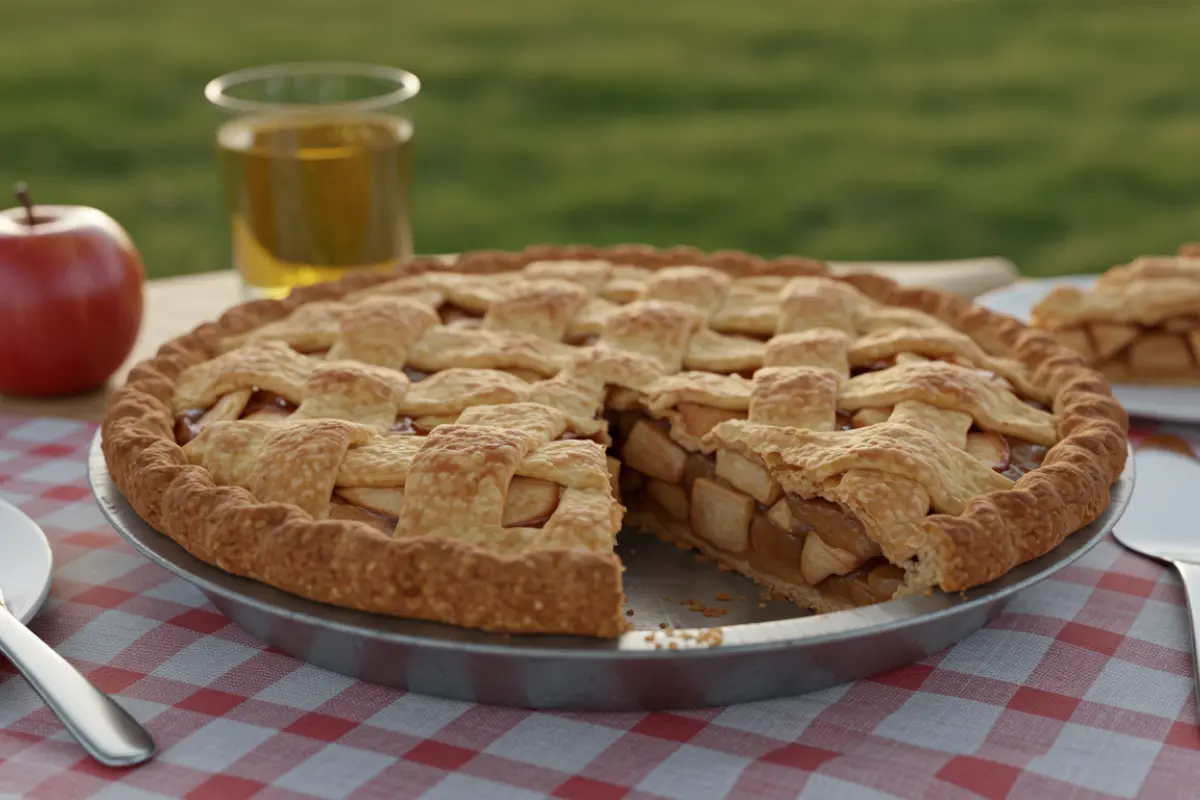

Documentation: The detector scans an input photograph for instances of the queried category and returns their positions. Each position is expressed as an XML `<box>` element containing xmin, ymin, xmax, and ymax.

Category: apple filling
<box><xmin>822</xmin><ymin>561</ymin><xmax>907</xmax><ymax>606</ymax></box>
<box><xmin>613</xmin><ymin>401</ymin><xmax>1050</xmax><ymax>609</ymax></box>
<box><xmin>645</xmin><ymin>466</ymin><xmax>900</xmax><ymax>602</ymax></box>
<box><xmin>614</xmin><ymin>412</ymin><xmax>890</xmax><ymax>598</ymax></box>
<box><xmin>964</xmin><ymin>429</ymin><xmax>1047</xmax><ymax>482</ymax></box>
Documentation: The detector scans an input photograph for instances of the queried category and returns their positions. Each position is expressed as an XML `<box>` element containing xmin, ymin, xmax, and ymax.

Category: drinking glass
<box><xmin>205</xmin><ymin>63</ymin><xmax>420</xmax><ymax>298</ymax></box>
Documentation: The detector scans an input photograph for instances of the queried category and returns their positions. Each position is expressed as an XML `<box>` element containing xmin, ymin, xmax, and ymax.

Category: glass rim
<box><xmin>204</xmin><ymin>62</ymin><xmax>420</xmax><ymax>114</ymax></box>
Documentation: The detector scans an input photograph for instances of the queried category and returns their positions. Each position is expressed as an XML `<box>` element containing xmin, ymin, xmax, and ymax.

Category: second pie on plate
<box><xmin>102</xmin><ymin>245</ymin><xmax>1128</xmax><ymax>638</ymax></box>
<box><xmin>1031</xmin><ymin>244</ymin><xmax>1200</xmax><ymax>384</ymax></box>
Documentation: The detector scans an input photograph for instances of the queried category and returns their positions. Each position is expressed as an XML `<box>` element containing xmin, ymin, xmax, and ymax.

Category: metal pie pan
<box><xmin>88</xmin><ymin>433</ymin><xmax>1134</xmax><ymax>711</ymax></box>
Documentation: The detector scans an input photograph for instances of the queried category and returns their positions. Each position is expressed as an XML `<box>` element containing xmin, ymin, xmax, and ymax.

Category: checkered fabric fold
<box><xmin>0</xmin><ymin>414</ymin><xmax>1198</xmax><ymax>800</ymax></box>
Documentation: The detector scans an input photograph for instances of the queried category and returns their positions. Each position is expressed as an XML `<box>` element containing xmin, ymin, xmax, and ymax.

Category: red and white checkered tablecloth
<box><xmin>2</xmin><ymin>413</ymin><xmax>1200</xmax><ymax>800</ymax></box>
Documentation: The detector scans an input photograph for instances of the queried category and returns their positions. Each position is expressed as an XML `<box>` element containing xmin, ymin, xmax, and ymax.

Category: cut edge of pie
<box><xmin>101</xmin><ymin>243</ymin><xmax>1129</xmax><ymax>638</ymax></box>
<box><xmin>1030</xmin><ymin>245</ymin><xmax>1200</xmax><ymax>385</ymax></box>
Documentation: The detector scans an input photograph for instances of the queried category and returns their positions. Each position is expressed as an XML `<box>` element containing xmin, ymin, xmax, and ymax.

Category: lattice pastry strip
<box><xmin>776</xmin><ymin>276</ymin><xmax>865</xmax><ymax>335</ymax></box>
<box><xmin>681</xmin><ymin>329</ymin><xmax>766</xmax><ymax>373</ymax></box>
<box><xmin>762</xmin><ymin>329</ymin><xmax>853</xmax><ymax>375</ymax></box>
<box><xmin>522</xmin><ymin>259</ymin><xmax>614</xmax><ymax>295</ymax></box>
<box><xmin>482</xmin><ymin>279</ymin><xmax>590</xmax><ymax>341</ymax></box>
<box><xmin>639</xmin><ymin>266</ymin><xmax>731</xmax><ymax>315</ymax></box>
<box><xmin>599</xmin><ymin>300</ymin><xmax>707</xmax><ymax>373</ymax></box>
<box><xmin>327</xmin><ymin>297</ymin><xmax>440</xmax><ymax>369</ymax></box>
<box><xmin>836</xmin><ymin>362</ymin><xmax>1055</xmax><ymax>446</ymax></box>
<box><xmin>174</xmin><ymin>341</ymin><xmax>318</xmax><ymax>414</ymax></box>
<box><xmin>708</xmin><ymin>278</ymin><xmax>790</xmax><ymax>335</ymax></box>
<box><xmin>748</xmin><ymin>369</ymin><xmax>841</xmax><ymax>431</ymax></box>
<box><xmin>404</xmin><ymin>326</ymin><xmax>577</xmax><ymax>377</ymax></box>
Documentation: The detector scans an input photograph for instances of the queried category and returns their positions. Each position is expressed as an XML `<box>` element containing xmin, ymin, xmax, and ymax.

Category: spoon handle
<box><xmin>1174</xmin><ymin>561</ymin><xmax>1200</xmax><ymax>718</ymax></box>
<box><xmin>0</xmin><ymin>603</ymin><xmax>155</xmax><ymax>767</ymax></box>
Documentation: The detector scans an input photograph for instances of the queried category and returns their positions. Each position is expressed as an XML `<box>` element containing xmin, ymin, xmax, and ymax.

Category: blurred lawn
<box><xmin>3</xmin><ymin>0</ymin><xmax>1200</xmax><ymax>279</ymax></box>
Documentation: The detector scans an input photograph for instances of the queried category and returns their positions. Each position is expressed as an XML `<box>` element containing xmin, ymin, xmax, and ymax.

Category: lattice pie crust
<box><xmin>102</xmin><ymin>245</ymin><xmax>1127</xmax><ymax>637</ymax></box>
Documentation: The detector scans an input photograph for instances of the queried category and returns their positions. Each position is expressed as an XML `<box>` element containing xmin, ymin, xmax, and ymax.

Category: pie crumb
<box><xmin>641</xmin><ymin>623</ymin><xmax>724</xmax><ymax>649</ymax></box>
<box><xmin>715</xmin><ymin>592</ymin><xmax>732</xmax><ymax>601</ymax></box>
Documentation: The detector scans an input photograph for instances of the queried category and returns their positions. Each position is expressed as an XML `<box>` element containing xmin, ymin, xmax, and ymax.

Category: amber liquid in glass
<box><xmin>218</xmin><ymin>113</ymin><xmax>413</xmax><ymax>298</ymax></box>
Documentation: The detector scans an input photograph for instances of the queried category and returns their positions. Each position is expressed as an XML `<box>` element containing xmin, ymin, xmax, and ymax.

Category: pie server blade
<box><xmin>1111</xmin><ymin>446</ymin><xmax>1200</xmax><ymax>718</ymax></box>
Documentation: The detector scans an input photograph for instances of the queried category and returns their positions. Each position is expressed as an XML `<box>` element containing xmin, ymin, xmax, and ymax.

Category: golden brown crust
<box><xmin>102</xmin><ymin>244</ymin><xmax>1127</xmax><ymax>635</ymax></box>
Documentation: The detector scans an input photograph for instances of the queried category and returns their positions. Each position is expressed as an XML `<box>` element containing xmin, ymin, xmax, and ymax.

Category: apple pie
<box><xmin>102</xmin><ymin>245</ymin><xmax>1127</xmax><ymax>637</ymax></box>
<box><xmin>1031</xmin><ymin>246</ymin><xmax>1200</xmax><ymax>384</ymax></box>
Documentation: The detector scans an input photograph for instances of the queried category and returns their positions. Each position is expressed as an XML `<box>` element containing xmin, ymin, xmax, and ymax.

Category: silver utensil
<box><xmin>1111</xmin><ymin>445</ymin><xmax>1200</xmax><ymax>713</ymax></box>
<box><xmin>0</xmin><ymin>586</ymin><xmax>155</xmax><ymax>767</ymax></box>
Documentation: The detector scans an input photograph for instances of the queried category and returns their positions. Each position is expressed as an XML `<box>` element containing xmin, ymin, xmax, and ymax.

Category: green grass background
<box><xmin>3</xmin><ymin>0</ymin><xmax>1199</xmax><ymax>279</ymax></box>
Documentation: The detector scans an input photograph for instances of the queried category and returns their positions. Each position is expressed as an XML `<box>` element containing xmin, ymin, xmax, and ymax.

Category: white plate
<box><xmin>978</xmin><ymin>276</ymin><xmax>1200</xmax><ymax>423</ymax></box>
<box><xmin>0</xmin><ymin>498</ymin><xmax>53</xmax><ymax>624</ymax></box>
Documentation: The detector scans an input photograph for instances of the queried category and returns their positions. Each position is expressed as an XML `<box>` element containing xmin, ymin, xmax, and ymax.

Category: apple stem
<box><xmin>13</xmin><ymin>183</ymin><xmax>37</xmax><ymax>227</ymax></box>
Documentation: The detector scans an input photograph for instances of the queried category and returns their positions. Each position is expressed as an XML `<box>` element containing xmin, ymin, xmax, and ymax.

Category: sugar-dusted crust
<box><xmin>102</xmin><ymin>244</ymin><xmax>1128</xmax><ymax>636</ymax></box>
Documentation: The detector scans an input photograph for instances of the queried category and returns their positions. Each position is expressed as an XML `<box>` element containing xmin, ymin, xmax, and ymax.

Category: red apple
<box><xmin>0</xmin><ymin>184</ymin><xmax>144</xmax><ymax>397</ymax></box>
